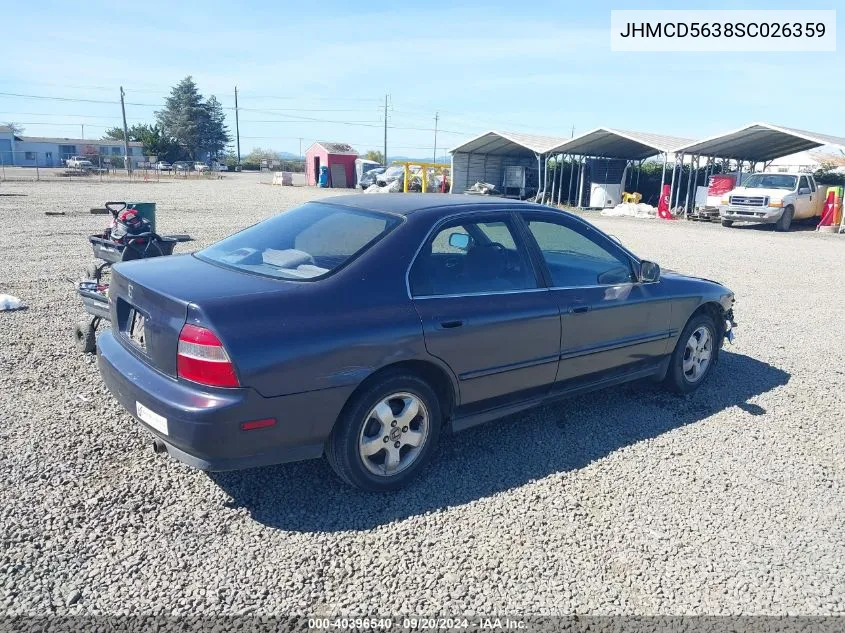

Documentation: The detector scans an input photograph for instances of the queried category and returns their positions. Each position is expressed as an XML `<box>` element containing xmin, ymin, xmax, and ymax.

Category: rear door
<box><xmin>409</xmin><ymin>212</ymin><xmax>560</xmax><ymax>409</ymax></box>
<box><xmin>519</xmin><ymin>211</ymin><xmax>673</xmax><ymax>384</ymax></box>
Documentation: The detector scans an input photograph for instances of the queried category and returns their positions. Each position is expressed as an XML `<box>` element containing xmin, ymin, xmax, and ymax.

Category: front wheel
<box><xmin>775</xmin><ymin>205</ymin><xmax>794</xmax><ymax>232</ymax></box>
<box><xmin>721</xmin><ymin>219</ymin><xmax>734</xmax><ymax>227</ymax></box>
<box><xmin>665</xmin><ymin>313</ymin><xmax>718</xmax><ymax>393</ymax></box>
<box><xmin>326</xmin><ymin>372</ymin><xmax>441</xmax><ymax>491</ymax></box>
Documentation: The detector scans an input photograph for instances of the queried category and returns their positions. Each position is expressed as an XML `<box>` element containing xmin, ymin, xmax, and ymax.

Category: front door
<box><xmin>793</xmin><ymin>175</ymin><xmax>812</xmax><ymax>219</ymax></box>
<box><xmin>409</xmin><ymin>213</ymin><xmax>560</xmax><ymax>410</ymax></box>
<box><xmin>520</xmin><ymin>212</ymin><xmax>673</xmax><ymax>385</ymax></box>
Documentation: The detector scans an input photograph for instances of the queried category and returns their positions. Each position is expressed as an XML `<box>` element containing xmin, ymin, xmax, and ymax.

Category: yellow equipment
<box><xmin>622</xmin><ymin>191</ymin><xmax>642</xmax><ymax>204</ymax></box>
<box><xmin>392</xmin><ymin>161</ymin><xmax>450</xmax><ymax>193</ymax></box>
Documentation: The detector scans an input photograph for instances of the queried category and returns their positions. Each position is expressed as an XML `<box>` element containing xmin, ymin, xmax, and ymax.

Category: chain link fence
<box><xmin>0</xmin><ymin>151</ymin><xmax>230</xmax><ymax>183</ymax></box>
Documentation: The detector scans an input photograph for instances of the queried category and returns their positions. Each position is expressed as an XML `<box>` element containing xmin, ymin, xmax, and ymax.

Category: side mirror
<box><xmin>798</xmin><ymin>187</ymin><xmax>810</xmax><ymax>195</ymax></box>
<box><xmin>448</xmin><ymin>232</ymin><xmax>471</xmax><ymax>250</ymax></box>
<box><xmin>640</xmin><ymin>260</ymin><xmax>660</xmax><ymax>283</ymax></box>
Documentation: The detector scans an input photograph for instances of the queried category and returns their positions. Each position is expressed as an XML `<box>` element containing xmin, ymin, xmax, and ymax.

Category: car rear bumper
<box><xmin>97</xmin><ymin>331</ymin><xmax>354</xmax><ymax>471</ymax></box>
<box><xmin>719</xmin><ymin>205</ymin><xmax>783</xmax><ymax>223</ymax></box>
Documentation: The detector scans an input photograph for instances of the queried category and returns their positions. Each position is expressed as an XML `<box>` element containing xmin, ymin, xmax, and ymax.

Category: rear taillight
<box><xmin>177</xmin><ymin>324</ymin><xmax>239</xmax><ymax>388</ymax></box>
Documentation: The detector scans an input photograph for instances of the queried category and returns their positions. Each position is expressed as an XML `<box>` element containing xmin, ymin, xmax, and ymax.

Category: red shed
<box><xmin>304</xmin><ymin>141</ymin><xmax>358</xmax><ymax>187</ymax></box>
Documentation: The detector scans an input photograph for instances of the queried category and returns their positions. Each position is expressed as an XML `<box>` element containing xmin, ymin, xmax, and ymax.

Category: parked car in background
<box><xmin>376</xmin><ymin>165</ymin><xmax>405</xmax><ymax>186</ymax></box>
<box><xmin>97</xmin><ymin>196</ymin><xmax>736</xmax><ymax>491</ymax></box>
<box><xmin>213</xmin><ymin>162</ymin><xmax>228</xmax><ymax>172</ymax></box>
<box><xmin>172</xmin><ymin>161</ymin><xmax>192</xmax><ymax>172</ymax></box>
<box><xmin>194</xmin><ymin>163</ymin><xmax>209</xmax><ymax>172</ymax></box>
<box><xmin>155</xmin><ymin>161</ymin><xmax>172</xmax><ymax>171</ymax></box>
<box><xmin>66</xmin><ymin>156</ymin><xmax>94</xmax><ymax>169</ymax></box>
<box><xmin>719</xmin><ymin>172</ymin><xmax>826</xmax><ymax>231</ymax></box>
<box><xmin>358</xmin><ymin>167</ymin><xmax>386</xmax><ymax>189</ymax></box>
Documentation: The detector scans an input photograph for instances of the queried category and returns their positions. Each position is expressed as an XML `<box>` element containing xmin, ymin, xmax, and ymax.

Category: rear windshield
<box><xmin>197</xmin><ymin>202</ymin><xmax>401</xmax><ymax>280</ymax></box>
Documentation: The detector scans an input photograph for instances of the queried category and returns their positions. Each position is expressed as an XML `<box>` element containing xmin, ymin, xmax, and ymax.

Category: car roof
<box><xmin>318</xmin><ymin>193</ymin><xmax>551</xmax><ymax>218</ymax></box>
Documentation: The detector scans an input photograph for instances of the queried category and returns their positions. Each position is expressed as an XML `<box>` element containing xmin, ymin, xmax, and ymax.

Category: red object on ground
<box><xmin>818</xmin><ymin>189</ymin><xmax>836</xmax><ymax>226</ymax></box>
<box><xmin>657</xmin><ymin>184</ymin><xmax>674</xmax><ymax>219</ymax></box>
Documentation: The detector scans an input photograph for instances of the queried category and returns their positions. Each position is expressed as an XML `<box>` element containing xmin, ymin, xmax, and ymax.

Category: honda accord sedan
<box><xmin>98</xmin><ymin>195</ymin><xmax>736</xmax><ymax>491</ymax></box>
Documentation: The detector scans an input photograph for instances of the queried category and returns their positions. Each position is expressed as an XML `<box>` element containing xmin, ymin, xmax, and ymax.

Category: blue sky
<box><xmin>0</xmin><ymin>0</ymin><xmax>841</xmax><ymax>158</ymax></box>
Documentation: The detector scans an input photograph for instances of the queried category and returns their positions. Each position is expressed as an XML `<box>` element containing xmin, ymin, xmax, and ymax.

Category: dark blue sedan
<box><xmin>98</xmin><ymin>195</ymin><xmax>736</xmax><ymax>491</ymax></box>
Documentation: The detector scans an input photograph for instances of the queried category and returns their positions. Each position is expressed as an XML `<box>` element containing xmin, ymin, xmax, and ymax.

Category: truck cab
<box><xmin>719</xmin><ymin>172</ymin><xmax>824</xmax><ymax>231</ymax></box>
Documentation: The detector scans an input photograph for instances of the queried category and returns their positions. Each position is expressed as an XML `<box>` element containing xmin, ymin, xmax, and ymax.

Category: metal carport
<box><xmin>670</xmin><ymin>122</ymin><xmax>845</xmax><ymax>217</ymax></box>
<box><xmin>547</xmin><ymin>128</ymin><xmax>692</xmax><ymax>208</ymax></box>
<box><xmin>449</xmin><ymin>131</ymin><xmax>569</xmax><ymax>196</ymax></box>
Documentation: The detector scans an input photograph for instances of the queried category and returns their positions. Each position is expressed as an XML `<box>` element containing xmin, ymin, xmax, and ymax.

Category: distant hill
<box><xmin>388</xmin><ymin>155</ymin><xmax>452</xmax><ymax>165</ymax></box>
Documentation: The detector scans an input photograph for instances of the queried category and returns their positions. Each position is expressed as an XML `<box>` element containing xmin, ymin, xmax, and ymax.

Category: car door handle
<box><xmin>570</xmin><ymin>305</ymin><xmax>591</xmax><ymax>314</ymax></box>
<box><xmin>438</xmin><ymin>319</ymin><xmax>464</xmax><ymax>329</ymax></box>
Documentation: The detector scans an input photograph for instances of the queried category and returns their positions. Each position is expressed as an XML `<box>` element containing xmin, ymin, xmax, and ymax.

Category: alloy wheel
<box><xmin>358</xmin><ymin>392</ymin><xmax>429</xmax><ymax>477</ymax></box>
<box><xmin>682</xmin><ymin>325</ymin><xmax>713</xmax><ymax>383</ymax></box>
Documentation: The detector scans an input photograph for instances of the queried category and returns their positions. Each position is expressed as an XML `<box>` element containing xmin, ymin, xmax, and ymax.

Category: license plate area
<box><xmin>125</xmin><ymin>308</ymin><xmax>148</xmax><ymax>351</ymax></box>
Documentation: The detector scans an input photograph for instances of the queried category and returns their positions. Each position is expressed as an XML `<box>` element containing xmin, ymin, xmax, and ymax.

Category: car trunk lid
<box><xmin>109</xmin><ymin>253</ymin><xmax>286</xmax><ymax>377</ymax></box>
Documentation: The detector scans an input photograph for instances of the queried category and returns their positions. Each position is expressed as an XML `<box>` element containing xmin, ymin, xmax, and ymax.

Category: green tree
<box><xmin>155</xmin><ymin>76</ymin><xmax>207</xmax><ymax>160</ymax></box>
<box><xmin>154</xmin><ymin>77</ymin><xmax>230</xmax><ymax>161</ymax></box>
<box><xmin>201</xmin><ymin>95</ymin><xmax>230</xmax><ymax>160</ymax></box>
<box><xmin>813</xmin><ymin>162</ymin><xmax>845</xmax><ymax>187</ymax></box>
<box><xmin>365</xmin><ymin>150</ymin><xmax>385</xmax><ymax>164</ymax></box>
<box><xmin>103</xmin><ymin>124</ymin><xmax>181</xmax><ymax>162</ymax></box>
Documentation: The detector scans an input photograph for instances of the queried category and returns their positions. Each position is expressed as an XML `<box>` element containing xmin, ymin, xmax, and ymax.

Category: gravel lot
<box><xmin>1</xmin><ymin>173</ymin><xmax>843</xmax><ymax>618</ymax></box>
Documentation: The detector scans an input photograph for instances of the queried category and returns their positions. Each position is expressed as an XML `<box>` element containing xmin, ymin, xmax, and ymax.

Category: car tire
<box><xmin>326</xmin><ymin>372</ymin><xmax>441</xmax><ymax>491</ymax></box>
<box><xmin>721</xmin><ymin>219</ymin><xmax>734</xmax><ymax>227</ymax></box>
<box><xmin>74</xmin><ymin>319</ymin><xmax>97</xmax><ymax>354</ymax></box>
<box><xmin>665</xmin><ymin>313</ymin><xmax>718</xmax><ymax>394</ymax></box>
<box><xmin>775</xmin><ymin>205</ymin><xmax>794</xmax><ymax>232</ymax></box>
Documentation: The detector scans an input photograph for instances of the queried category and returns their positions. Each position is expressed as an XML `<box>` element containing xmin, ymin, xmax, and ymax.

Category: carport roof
<box><xmin>548</xmin><ymin>127</ymin><xmax>693</xmax><ymax>160</ymax></box>
<box><xmin>674</xmin><ymin>122</ymin><xmax>845</xmax><ymax>162</ymax></box>
<box><xmin>450</xmin><ymin>131</ymin><xmax>570</xmax><ymax>157</ymax></box>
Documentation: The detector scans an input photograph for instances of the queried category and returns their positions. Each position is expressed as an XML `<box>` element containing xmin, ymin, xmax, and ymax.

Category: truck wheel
<box><xmin>721</xmin><ymin>219</ymin><xmax>734</xmax><ymax>227</ymax></box>
<box><xmin>775</xmin><ymin>205</ymin><xmax>794</xmax><ymax>232</ymax></box>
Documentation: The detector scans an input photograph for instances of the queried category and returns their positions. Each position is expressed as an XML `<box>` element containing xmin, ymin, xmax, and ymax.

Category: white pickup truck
<box><xmin>65</xmin><ymin>156</ymin><xmax>94</xmax><ymax>169</ymax></box>
<box><xmin>719</xmin><ymin>172</ymin><xmax>825</xmax><ymax>231</ymax></box>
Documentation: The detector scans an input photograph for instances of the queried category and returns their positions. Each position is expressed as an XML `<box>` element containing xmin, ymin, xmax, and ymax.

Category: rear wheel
<box><xmin>775</xmin><ymin>205</ymin><xmax>794</xmax><ymax>232</ymax></box>
<box><xmin>326</xmin><ymin>372</ymin><xmax>441</xmax><ymax>491</ymax></box>
<box><xmin>721</xmin><ymin>219</ymin><xmax>734</xmax><ymax>227</ymax></box>
<box><xmin>665</xmin><ymin>313</ymin><xmax>717</xmax><ymax>393</ymax></box>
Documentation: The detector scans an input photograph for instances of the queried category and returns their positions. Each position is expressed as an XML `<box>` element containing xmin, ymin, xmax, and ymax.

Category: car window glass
<box><xmin>198</xmin><ymin>203</ymin><xmax>399</xmax><ymax>280</ymax></box>
<box><xmin>410</xmin><ymin>219</ymin><xmax>537</xmax><ymax>297</ymax></box>
<box><xmin>526</xmin><ymin>219</ymin><xmax>634</xmax><ymax>287</ymax></box>
<box><xmin>809</xmin><ymin>178</ymin><xmax>816</xmax><ymax>192</ymax></box>
<box><xmin>798</xmin><ymin>176</ymin><xmax>809</xmax><ymax>191</ymax></box>
<box><xmin>476</xmin><ymin>222</ymin><xmax>516</xmax><ymax>249</ymax></box>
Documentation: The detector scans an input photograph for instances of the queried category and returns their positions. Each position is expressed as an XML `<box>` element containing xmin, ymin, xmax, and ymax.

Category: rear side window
<box><xmin>409</xmin><ymin>217</ymin><xmax>537</xmax><ymax>297</ymax></box>
<box><xmin>197</xmin><ymin>202</ymin><xmax>400</xmax><ymax>280</ymax></box>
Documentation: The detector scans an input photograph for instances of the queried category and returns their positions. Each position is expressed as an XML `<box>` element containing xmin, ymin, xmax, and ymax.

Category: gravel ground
<box><xmin>1</xmin><ymin>173</ymin><xmax>843</xmax><ymax>618</ymax></box>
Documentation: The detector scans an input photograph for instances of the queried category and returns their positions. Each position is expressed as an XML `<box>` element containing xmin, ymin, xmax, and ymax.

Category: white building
<box><xmin>0</xmin><ymin>126</ymin><xmax>144</xmax><ymax>168</ymax></box>
<box><xmin>766</xmin><ymin>149</ymin><xmax>845</xmax><ymax>173</ymax></box>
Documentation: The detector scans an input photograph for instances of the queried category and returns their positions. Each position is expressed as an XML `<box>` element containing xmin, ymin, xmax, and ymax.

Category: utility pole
<box><xmin>81</xmin><ymin>124</ymin><xmax>84</xmax><ymax>140</ymax></box>
<box><xmin>234</xmin><ymin>86</ymin><xmax>241</xmax><ymax>167</ymax></box>
<box><xmin>383</xmin><ymin>94</ymin><xmax>388</xmax><ymax>166</ymax></box>
<box><xmin>433</xmin><ymin>112</ymin><xmax>439</xmax><ymax>163</ymax></box>
<box><xmin>571</xmin><ymin>124</ymin><xmax>575</xmax><ymax>138</ymax></box>
<box><xmin>120</xmin><ymin>86</ymin><xmax>131</xmax><ymax>175</ymax></box>
<box><xmin>298</xmin><ymin>138</ymin><xmax>303</xmax><ymax>159</ymax></box>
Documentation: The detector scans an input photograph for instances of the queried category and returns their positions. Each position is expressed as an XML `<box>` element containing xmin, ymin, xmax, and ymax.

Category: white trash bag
<box><xmin>0</xmin><ymin>294</ymin><xmax>26</xmax><ymax>311</ymax></box>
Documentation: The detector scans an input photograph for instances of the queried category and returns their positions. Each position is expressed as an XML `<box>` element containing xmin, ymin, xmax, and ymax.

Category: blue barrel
<box><xmin>318</xmin><ymin>166</ymin><xmax>329</xmax><ymax>188</ymax></box>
